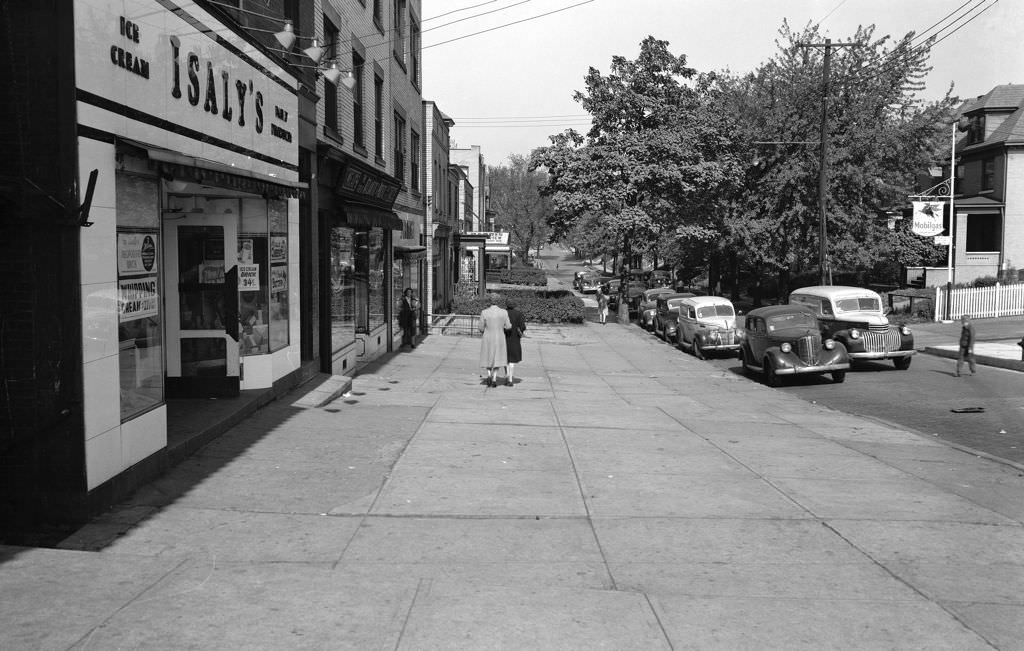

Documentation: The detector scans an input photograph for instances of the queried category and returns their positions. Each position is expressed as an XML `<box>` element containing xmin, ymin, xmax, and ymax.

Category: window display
<box><xmin>356</xmin><ymin>228</ymin><xmax>385</xmax><ymax>333</ymax></box>
<box><xmin>115</xmin><ymin>171</ymin><xmax>164</xmax><ymax>421</ymax></box>
<box><xmin>330</xmin><ymin>226</ymin><xmax>356</xmax><ymax>353</ymax></box>
<box><xmin>268</xmin><ymin>200</ymin><xmax>289</xmax><ymax>351</ymax></box>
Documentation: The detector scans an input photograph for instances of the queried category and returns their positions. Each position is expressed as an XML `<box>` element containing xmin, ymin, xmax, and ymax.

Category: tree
<box><xmin>531</xmin><ymin>37</ymin><xmax>743</xmax><ymax>285</ymax></box>
<box><xmin>488</xmin><ymin>154</ymin><xmax>552</xmax><ymax>262</ymax></box>
<box><xmin>717</xmin><ymin>21</ymin><xmax>954</xmax><ymax>295</ymax></box>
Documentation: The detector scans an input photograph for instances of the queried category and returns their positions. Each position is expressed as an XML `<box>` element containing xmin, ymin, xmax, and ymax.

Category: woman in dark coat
<box><xmin>504</xmin><ymin>299</ymin><xmax>526</xmax><ymax>387</ymax></box>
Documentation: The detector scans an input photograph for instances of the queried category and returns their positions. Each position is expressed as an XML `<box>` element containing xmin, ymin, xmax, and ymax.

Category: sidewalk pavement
<box><xmin>913</xmin><ymin>315</ymin><xmax>1024</xmax><ymax>372</ymax></box>
<box><xmin>3</xmin><ymin>321</ymin><xmax>1024</xmax><ymax>649</ymax></box>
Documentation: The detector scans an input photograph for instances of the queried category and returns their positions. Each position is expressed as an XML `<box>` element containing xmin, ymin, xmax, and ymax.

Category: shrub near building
<box><xmin>454</xmin><ymin>290</ymin><xmax>585</xmax><ymax>323</ymax></box>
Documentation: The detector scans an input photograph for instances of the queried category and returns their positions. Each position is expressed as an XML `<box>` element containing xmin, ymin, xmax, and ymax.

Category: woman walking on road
<box><xmin>504</xmin><ymin>299</ymin><xmax>527</xmax><ymax>387</ymax></box>
<box><xmin>479</xmin><ymin>294</ymin><xmax>511</xmax><ymax>388</ymax></box>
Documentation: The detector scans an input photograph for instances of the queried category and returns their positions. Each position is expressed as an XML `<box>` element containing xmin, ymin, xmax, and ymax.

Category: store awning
<box><xmin>119</xmin><ymin>138</ymin><xmax>307</xmax><ymax>198</ymax></box>
<box><xmin>394</xmin><ymin>245</ymin><xmax>427</xmax><ymax>261</ymax></box>
<box><xmin>343</xmin><ymin>203</ymin><xmax>404</xmax><ymax>230</ymax></box>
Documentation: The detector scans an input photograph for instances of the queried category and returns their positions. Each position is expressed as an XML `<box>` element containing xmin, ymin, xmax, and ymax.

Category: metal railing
<box><xmin>425</xmin><ymin>313</ymin><xmax>482</xmax><ymax>337</ymax></box>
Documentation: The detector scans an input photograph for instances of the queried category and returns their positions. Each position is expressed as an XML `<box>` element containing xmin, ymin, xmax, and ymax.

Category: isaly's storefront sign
<box><xmin>75</xmin><ymin>0</ymin><xmax>299</xmax><ymax>174</ymax></box>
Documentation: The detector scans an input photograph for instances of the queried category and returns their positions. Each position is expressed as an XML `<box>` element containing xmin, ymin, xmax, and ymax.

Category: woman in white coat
<box><xmin>478</xmin><ymin>294</ymin><xmax>512</xmax><ymax>388</ymax></box>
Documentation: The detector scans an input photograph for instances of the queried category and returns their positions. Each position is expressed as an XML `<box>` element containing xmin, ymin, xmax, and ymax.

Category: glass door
<box><xmin>163</xmin><ymin>213</ymin><xmax>240</xmax><ymax>398</ymax></box>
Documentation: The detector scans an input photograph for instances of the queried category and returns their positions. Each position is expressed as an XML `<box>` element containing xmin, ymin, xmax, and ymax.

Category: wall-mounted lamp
<box><xmin>274</xmin><ymin>20</ymin><xmax>296</xmax><ymax>49</ymax></box>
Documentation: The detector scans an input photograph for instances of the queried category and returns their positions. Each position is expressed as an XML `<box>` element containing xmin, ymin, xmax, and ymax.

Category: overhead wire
<box><xmin>423</xmin><ymin>0</ymin><xmax>596</xmax><ymax>50</ymax></box>
<box><xmin>839</xmin><ymin>0</ymin><xmax>997</xmax><ymax>88</ymax></box>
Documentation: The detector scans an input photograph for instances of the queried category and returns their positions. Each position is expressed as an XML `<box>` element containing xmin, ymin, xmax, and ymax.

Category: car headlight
<box><xmin>735</xmin><ymin>329</ymin><xmax>745</xmax><ymax>339</ymax></box>
<box><xmin>780</xmin><ymin>342</ymin><xmax>792</xmax><ymax>353</ymax></box>
<box><xmin>900</xmin><ymin>325</ymin><xmax>911</xmax><ymax>336</ymax></box>
<box><xmin>849</xmin><ymin>329</ymin><xmax>861</xmax><ymax>339</ymax></box>
<box><xmin>824</xmin><ymin>339</ymin><xmax>835</xmax><ymax>350</ymax></box>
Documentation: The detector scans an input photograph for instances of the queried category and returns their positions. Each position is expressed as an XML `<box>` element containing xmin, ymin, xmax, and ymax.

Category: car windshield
<box><xmin>696</xmin><ymin>304</ymin><xmax>734</xmax><ymax>318</ymax></box>
<box><xmin>766</xmin><ymin>312</ymin><xmax>817</xmax><ymax>331</ymax></box>
<box><xmin>835</xmin><ymin>296</ymin><xmax>881</xmax><ymax>312</ymax></box>
<box><xmin>666</xmin><ymin>299</ymin><xmax>687</xmax><ymax>310</ymax></box>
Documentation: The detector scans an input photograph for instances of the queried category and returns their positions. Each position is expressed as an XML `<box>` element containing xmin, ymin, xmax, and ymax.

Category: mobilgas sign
<box><xmin>75</xmin><ymin>1</ymin><xmax>298</xmax><ymax>174</ymax></box>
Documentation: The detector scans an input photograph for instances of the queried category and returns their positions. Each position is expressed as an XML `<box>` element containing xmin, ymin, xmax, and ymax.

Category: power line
<box><xmin>423</xmin><ymin>0</ymin><xmax>535</xmax><ymax>34</ymax></box>
<box><xmin>454</xmin><ymin>113</ymin><xmax>589</xmax><ymax>120</ymax></box>
<box><xmin>841</xmin><ymin>0</ymin><xmax>996</xmax><ymax>87</ymax></box>
<box><xmin>423</xmin><ymin>0</ymin><xmax>499</xmax><ymax>23</ymax></box>
<box><xmin>423</xmin><ymin>0</ymin><xmax>596</xmax><ymax>50</ymax></box>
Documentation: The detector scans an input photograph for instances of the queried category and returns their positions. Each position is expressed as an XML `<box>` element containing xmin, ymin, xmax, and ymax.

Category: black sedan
<box><xmin>740</xmin><ymin>305</ymin><xmax>850</xmax><ymax>386</ymax></box>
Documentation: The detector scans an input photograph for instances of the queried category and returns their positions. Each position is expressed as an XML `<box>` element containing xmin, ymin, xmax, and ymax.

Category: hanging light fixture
<box><xmin>322</xmin><ymin>61</ymin><xmax>342</xmax><ymax>85</ymax></box>
<box><xmin>274</xmin><ymin>19</ymin><xmax>296</xmax><ymax>50</ymax></box>
<box><xmin>340</xmin><ymin>69</ymin><xmax>356</xmax><ymax>90</ymax></box>
<box><xmin>303</xmin><ymin>38</ymin><xmax>325</xmax><ymax>64</ymax></box>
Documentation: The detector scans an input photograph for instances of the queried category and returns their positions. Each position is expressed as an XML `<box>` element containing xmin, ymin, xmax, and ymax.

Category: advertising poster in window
<box><xmin>118</xmin><ymin>233</ymin><xmax>158</xmax><ymax>276</ymax></box>
<box><xmin>118</xmin><ymin>276</ymin><xmax>159</xmax><ymax>322</ymax></box>
<box><xmin>271</xmin><ymin>265</ymin><xmax>288</xmax><ymax>293</ymax></box>
<box><xmin>270</xmin><ymin>236</ymin><xmax>287</xmax><ymax>263</ymax></box>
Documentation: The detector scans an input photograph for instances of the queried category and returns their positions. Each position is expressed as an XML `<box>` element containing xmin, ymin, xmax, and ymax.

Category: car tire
<box><xmin>832</xmin><ymin>371</ymin><xmax>846</xmax><ymax>383</ymax></box>
<box><xmin>763</xmin><ymin>358</ymin><xmax>782</xmax><ymax>387</ymax></box>
<box><xmin>893</xmin><ymin>357</ymin><xmax>912</xmax><ymax>370</ymax></box>
<box><xmin>741</xmin><ymin>347</ymin><xmax>755</xmax><ymax>376</ymax></box>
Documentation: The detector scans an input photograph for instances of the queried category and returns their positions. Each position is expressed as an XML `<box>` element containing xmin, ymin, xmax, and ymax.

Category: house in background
<box><xmin>949</xmin><ymin>84</ymin><xmax>1024</xmax><ymax>284</ymax></box>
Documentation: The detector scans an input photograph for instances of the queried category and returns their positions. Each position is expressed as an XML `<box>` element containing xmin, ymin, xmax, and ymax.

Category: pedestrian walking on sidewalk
<box><xmin>399</xmin><ymin>287</ymin><xmax>419</xmax><ymax>350</ymax></box>
<box><xmin>504</xmin><ymin>299</ymin><xmax>527</xmax><ymax>387</ymax></box>
<box><xmin>479</xmin><ymin>294</ymin><xmax>511</xmax><ymax>387</ymax></box>
<box><xmin>956</xmin><ymin>313</ymin><xmax>976</xmax><ymax>376</ymax></box>
<box><xmin>596</xmin><ymin>288</ymin><xmax>609</xmax><ymax>324</ymax></box>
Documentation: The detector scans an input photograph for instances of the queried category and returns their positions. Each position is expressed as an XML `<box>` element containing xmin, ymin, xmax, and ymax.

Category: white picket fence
<box><xmin>934</xmin><ymin>282</ymin><xmax>1024</xmax><ymax>320</ymax></box>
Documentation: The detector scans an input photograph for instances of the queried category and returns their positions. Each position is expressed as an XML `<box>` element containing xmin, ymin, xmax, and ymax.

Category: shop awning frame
<box><xmin>394</xmin><ymin>245</ymin><xmax>427</xmax><ymax>261</ymax></box>
<box><xmin>119</xmin><ymin>138</ymin><xmax>307</xmax><ymax>198</ymax></box>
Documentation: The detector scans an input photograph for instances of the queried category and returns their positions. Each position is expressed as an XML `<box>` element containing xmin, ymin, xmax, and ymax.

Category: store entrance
<box><xmin>162</xmin><ymin>212</ymin><xmax>241</xmax><ymax>398</ymax></box>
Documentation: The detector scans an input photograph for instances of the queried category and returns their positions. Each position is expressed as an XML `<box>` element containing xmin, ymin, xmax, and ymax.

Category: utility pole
<box><xmin>800</xmin><ymin>39</ymin><xmax>858</xmax><ymax>286</ymax></box>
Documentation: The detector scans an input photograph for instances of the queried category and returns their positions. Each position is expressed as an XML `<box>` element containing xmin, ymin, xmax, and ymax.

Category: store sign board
<box><xmin>464</xmin><ymin>231</ymin><xmax>510</xmax><ymax>245</ymax></box>
<box><xmin>118</xmin><ymin>233</ymin><xmax>158</xmax><ymax>275</ymax></box>
<box><xmin>74</xmin><ymin>0</ymin><xmax>299</xmax><ymax>173</ymax></box>
<box><xmin>911</xmin><ymin>201</ymin><xmax>945</xmax><ymax>237</ymax></box>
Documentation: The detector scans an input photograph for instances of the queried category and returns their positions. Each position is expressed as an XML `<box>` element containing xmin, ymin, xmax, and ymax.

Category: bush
<box><xmin>453</xmin><ymin>289</ymin><xmax>585</xmax><ymax>323</ymax></box>
<box><xmin>973</xmin><ymin>275</ymin><xmax>999</xmax><ymax>287</ymax></box>
<box><xmin>484</xmin><ymin>267</ymin><xmax>548</xmax><ymax>286</ymax></box>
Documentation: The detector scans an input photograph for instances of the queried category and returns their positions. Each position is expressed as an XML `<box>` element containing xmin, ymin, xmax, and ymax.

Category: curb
<box><xmin>921</xmin><ymin>347</ymin><xmax>1024</xmax><ymax>372</ymax></box>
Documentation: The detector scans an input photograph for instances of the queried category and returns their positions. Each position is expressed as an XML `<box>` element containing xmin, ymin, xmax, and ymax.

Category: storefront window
<box><xmin>330</xmin><ymin>226</ymin><xmax>356</xmax><ymax>352</ymax></box>
<box><xmin>115</xmin><ymin>172</ymin><xmax>164</xmax><ymax>421</ymax></box>
<box><xmin>392</xmin><ymin>259</ymin><xmax>404</xmax><ymax>332</ymax></box>
<box><xmin>355</xmin><ymin>228</ymin><xmax>385</xmax><ymax>333</ymax></box>
<box><xmin>267</xmin><ymin>200</ymin><xmax>289</xmax><ymax>351</ymax></box>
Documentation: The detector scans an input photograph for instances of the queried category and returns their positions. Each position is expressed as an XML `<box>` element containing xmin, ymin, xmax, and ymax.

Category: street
<box><xmin>545</xmin><ymin>244</ymin><xmax>1024</xmax><ymax>468</ymax></box>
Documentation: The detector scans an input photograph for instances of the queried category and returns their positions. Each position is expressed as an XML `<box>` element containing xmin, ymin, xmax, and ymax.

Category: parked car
<box><xmin>674</xmin><ymin>295</ymin><xmax>744</xmax><ymax>359</ymax></box>
<box><xmin>740</xmin><ymin>305</ymin><xmax>850</xmax><ymax>386</ymax></box>
<box><xmin>648</xmin><ymin>269</ymin><xmax>673</xmax><ymax>288</ymax></box>
<box><xmin>638</xmin><ymin>287</ymin><xmax>676</xmax><ymax>329</ymax></box>
<box><xmin>653</xmin><ymin>292</ymin><xmax>698</xmax><ymax>341</ymax></box>
<box><xmin>788</xmin><ymin>285</ymin><xmax>915</xmax><ymax>370</ymax></box>
<box><xmin>578</xmin><ymin>272</ymin><xmax>604</xmax><ymax>294</ymax></box>
<box><xmin>605</xmin><ymin>278</ymin><xmax>622</xmax><ymax>309</ymax></box>
<box><xmin>573</xmin><ymin>271</ymin><xmax>591</xmax><ymax>292</ymax></box>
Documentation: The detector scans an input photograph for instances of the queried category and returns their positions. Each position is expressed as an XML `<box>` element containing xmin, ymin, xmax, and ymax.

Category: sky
<box><xmin>420</xmin><ymin>0</ymin><xmax>1022</xmax><ymax>167</ymax></box>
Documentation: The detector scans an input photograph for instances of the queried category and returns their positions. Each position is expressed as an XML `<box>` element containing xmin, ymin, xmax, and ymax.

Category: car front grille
<box><xmin>706</xmin><ymin>330</ymin><xmax>737</xmax><ymax>345</ymax></box>
<box><xmin>868</xmin><ymin>323</ymin><xmax>888</xmax><ymax>333</ymax></box>
<box><xmin>796</xmin><ymin>335</ymin><xmax>821</xmax><ymax>364</ymax></box>
<box><xmin>860</xmin><ymin>328</ymin><xmax>903</xmax><ymax>352</ymax></box>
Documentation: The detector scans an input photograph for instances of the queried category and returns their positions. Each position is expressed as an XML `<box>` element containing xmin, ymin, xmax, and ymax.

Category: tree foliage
<box><xmin>531</xmin><ymin>37</ymin><xmax>743</xmax><ymax>272</ymax></box>
<box><xmin>718</xmin><ymin>21</ymin><xmax>953</xmax><ymax>289</ymax></box>
<box><xmin>488</xmin><ymin>154</ymin><xmax>552</xmax><ymax>262</ymax></box>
